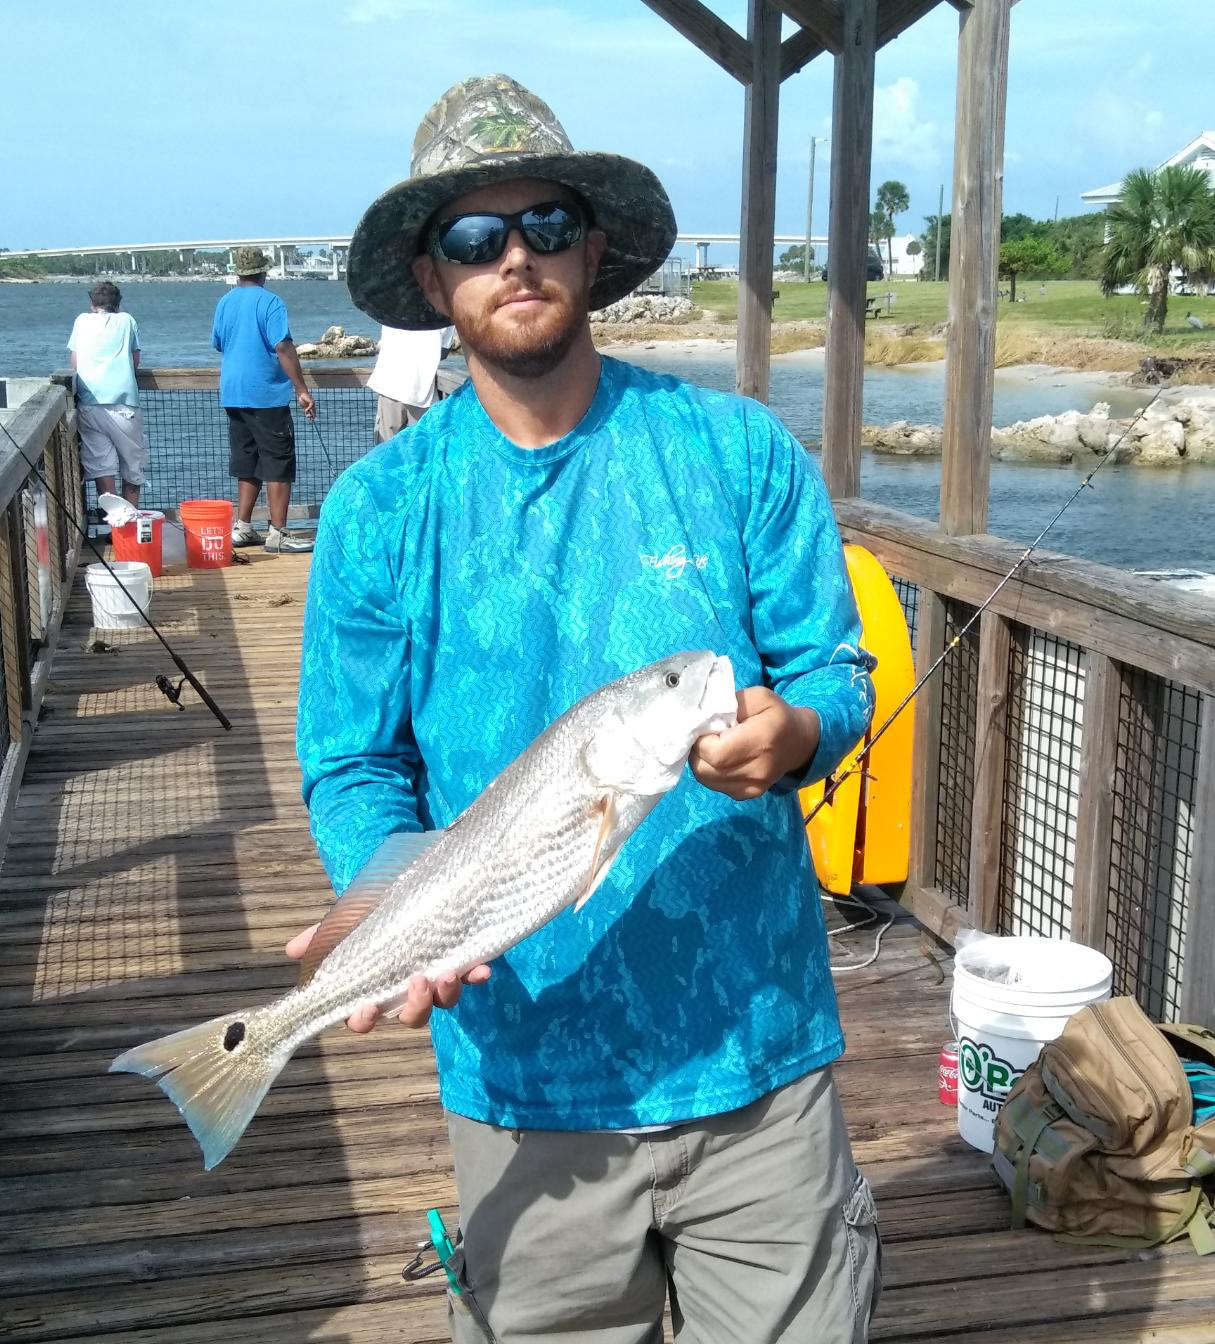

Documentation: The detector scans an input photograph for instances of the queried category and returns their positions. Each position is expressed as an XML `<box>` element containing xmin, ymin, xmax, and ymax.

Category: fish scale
<box><xmin>109</xmin><ymin>650</ymin><xmax>738</xmax><ymax>1169</ymax></box>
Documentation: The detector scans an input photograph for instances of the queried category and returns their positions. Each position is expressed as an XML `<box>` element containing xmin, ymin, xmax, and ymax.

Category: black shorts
<box><xmin>226</xmin><ymin>406</ymin><xmax>296</xmax><ymax>483</ymax></box>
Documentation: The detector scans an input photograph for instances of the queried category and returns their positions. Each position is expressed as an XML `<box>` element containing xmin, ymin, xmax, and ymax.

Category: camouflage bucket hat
<box><xmin>233</xmin><ymin>247</ymin><xmax>273</xmax><ymax>277</ymax></box>
<box><xmin>347</xmin><ymin>74</ymin><xmax>677</xmax><ymax>330</ymax></box>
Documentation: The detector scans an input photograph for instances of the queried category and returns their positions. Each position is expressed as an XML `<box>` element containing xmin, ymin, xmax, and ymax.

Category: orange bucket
<box><xmin>179</xmin><ymin>499</ymin><xmax>233</xmax><ymax>569</ymax></box>
<box><xmin>111</xmin><ymin>510</ymin><xmax>165</xmax><ymax>577</ymax></box>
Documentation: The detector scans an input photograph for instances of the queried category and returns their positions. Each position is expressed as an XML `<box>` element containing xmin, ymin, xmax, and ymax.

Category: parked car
<box><xmin>821</xmin><ymin>255</ymin><xmax>884</xmax><ymax>283</ymax></box>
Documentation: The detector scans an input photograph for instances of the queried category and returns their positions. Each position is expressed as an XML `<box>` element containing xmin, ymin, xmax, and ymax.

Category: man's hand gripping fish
<box><xmin>110</xmin><ymin>652</ymin><xmax>738</xmax><ymax>1169</ymax></box>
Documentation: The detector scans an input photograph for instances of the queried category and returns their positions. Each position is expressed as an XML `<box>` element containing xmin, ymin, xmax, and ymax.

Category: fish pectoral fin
<box><xmin>299</xmin><ymin>829</ymin><xmax>445</xmax><ymax>987</ymax></box>
<box><xmin>574</xmin><ymin>794</ymin><xmax>620</xmax><ymax>913</ymax></box>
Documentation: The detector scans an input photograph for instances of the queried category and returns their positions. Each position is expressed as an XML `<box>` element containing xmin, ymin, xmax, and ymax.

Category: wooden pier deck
<box><xmin>1</xmin><ymin>557</ymin><xmax>1212</xmax><ymax>1344</ymax></box>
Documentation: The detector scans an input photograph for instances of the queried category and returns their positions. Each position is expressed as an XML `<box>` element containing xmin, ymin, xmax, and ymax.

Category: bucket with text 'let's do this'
<box><xmin>178</xmin><ymin>500</ymin><xmax>233</xmax><ymax>569</ymax></box>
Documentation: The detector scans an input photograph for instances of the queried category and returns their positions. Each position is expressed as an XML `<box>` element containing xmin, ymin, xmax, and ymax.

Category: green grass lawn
<box><xmin>693</xmin><ymin>279</ymin><xmax>1215</xmax><ymax>351</ymax></box>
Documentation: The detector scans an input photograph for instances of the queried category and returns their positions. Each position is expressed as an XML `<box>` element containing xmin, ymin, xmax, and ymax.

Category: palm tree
<box><xmin>875</xmin><ymin>180</ymin><xmax>910</xmax><ymax>277</ymax></box>
<box><xmin>1099</xmin><ymin>165</ymin><xmax>1215</xmax><ymax>332</ymax></box>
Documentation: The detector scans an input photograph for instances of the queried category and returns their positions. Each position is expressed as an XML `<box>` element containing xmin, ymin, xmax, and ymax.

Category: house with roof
<box><xmin>1081</xmin><ymin>130</ymin><xmax>1215</xmax><ymax>206</ymax></box>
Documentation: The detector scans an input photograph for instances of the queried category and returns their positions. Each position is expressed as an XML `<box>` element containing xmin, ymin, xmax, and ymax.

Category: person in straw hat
<box><xmin>295</xmin><ymin>75</ymin><xmax>879</xmax><ymax>1342</ymax></box>
<box><xmin>210</xmin><ymin>247</ymin><xmax>317</xmax><ymax>553</ymax></box>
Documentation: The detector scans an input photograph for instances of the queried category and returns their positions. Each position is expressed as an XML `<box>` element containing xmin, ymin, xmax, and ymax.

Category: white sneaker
<box><xmin>264</xmin><ymin>525</ymin><xmax>314</xmax><ymax>554</ymax></box>
<box><xmin>232</xmin><ymin>518</ymin><xmax>261</xmax><ymax>547</ymax></box>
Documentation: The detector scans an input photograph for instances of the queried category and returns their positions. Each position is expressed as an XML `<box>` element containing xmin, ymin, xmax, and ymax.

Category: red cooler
<box><xmin>111</xmin><ymin>510</ymin><xmax>166</xmax><ymax>578</ymax></box>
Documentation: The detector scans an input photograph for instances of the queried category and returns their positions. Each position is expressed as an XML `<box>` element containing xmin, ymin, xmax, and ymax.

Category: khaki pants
<box><xmin>444</xmin><ymin>1067</ymin><xmax>881</xmax><ymax>1344</ymax></box>
<box><xmin>374</xmin><ymin>394</ymin><xmax>427</xmax><ymax>443</ymax></box>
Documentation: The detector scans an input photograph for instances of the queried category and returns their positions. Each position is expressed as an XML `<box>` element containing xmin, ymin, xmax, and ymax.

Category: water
<box><xmin>4</xmin><ymin>279</ymin><xmax>1212</xmax><ymax>575</ymax></box>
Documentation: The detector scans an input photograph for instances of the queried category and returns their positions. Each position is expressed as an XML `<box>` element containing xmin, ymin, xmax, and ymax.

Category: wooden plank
<box><xmin>820</xmin><ymin>0</ymin><xmax>876</xmax><ymax>498</ymax></box>
<box><xmin>1179</xmin><ymin>694</ymin><xmax>1214</xmax><ymax>1027</ymax></box>
<box><xmin>735</xmin><ymin>0</ymin><xmax>782</xmax><ymax>402</ymax></box>
<box><xmin>1070</xmin><ymin>651</ymin><xmax>1123</xmax><ymax>949</ymax></box>
<box><xmin>780</xmin><ymin>24</ymin><xmax>826</xmax><ymax>78</ymax></box>
<box><xmin>640</xmin><ymin>0</ymin><xmax>753</xmax><ymax>83</ymax></box>
<box><xmin>967</xmin><ymin>610</ymin><xmax>1012</xmax><ymax>931</ymax></box>
<box><xmin>877</xmin><ymin>0</ymin><xmax>948</xmax><ymax>45</ymax></box>
<box><xmin>0</xmin><ymin>385</ymin><xmax>68</xmax><ymax>506</ymax></box>
<box><xmin>940</xmin><ymin>0</ymin><xmax>1011</xmax><ymax>535</ymax></box>
<box><xmin>776</xmin><ymin>0</ymin><xmax>843</xmax><ymax>52</ymax></box>
<box><xmin>137</xmin><ymin>367</ymin><xmax>375</xmax><ymax>391</ymax></box>
<box><xmin>833</xmin><ymin>500</ymin><xmax>1215</xmax><ymax>695</ymax></box>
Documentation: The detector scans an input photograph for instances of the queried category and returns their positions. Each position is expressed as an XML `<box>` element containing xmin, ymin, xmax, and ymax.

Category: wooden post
<box><xmin>820</xmin><ymin>0</ymin><xmax>876</xmax><ymax>499</ymax></box>
<box><xmin>968</xmin><ymin>610</ymin><xmax>1012</xmax><ymax>930</ymax></box>
<box><xmin>1070</xmin><ymin>652</ymin><xmax>1123</xmax><ymax>949</ymax></box>
<box><xmin>910</xmin><ymin>590</ymin><xmax>947</xmax><ymax>895</ymax></box>
<box><xmin>736</xmin><ymin>0</ymin><xmax>782</xmax><ymax>402</ymax></box>
<box><xmin>1180</xmin><ymin>695</ymin><xmax>1215</xmax><ymax>1028</ymax></box>
<box><xmin>939</xmin><ymin>0</ymin><xmax>1011</xmax><ymax>535</ymax></box>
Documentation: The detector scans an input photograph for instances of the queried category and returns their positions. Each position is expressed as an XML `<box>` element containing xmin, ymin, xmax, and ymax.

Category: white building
<box><xmin>1081</xmin><ymin>130</ymin><xmax>1215</xmax><ymax>207</ymax></box>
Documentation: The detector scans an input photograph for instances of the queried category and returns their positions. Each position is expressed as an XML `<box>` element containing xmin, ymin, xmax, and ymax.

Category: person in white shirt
<box><xmin>366</xmin><ymin>323</ymin><xmax>455</xmax><ymax>443</ymax></box>
<box><xmin>67</xmin><ymin>282</ymin><xmax>148</xmax><ymax>506</ymax></box>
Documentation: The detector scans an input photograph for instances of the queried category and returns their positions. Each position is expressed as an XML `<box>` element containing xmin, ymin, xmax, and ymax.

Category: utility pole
<box><xmin>934</xmin><ymin>182</ymin><xmax>944</xmax><ymax>282</ymax></box>
<box><xmin>804</xmin><ymin>136</ymin><xmax>825</xmax><ymax>281</ymax></box>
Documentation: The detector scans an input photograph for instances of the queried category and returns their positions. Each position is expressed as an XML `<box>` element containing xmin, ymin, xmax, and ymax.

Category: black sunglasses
<box><xmin>428</xmin><ymin>201</ymin><xmax>585</xmax><ymax>265</ymax></box>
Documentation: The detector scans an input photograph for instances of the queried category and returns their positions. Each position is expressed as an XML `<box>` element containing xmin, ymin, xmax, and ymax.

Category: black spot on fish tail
<box><xmin>223</xmin><ymin>1022</ymin><xmax>246</xmax><ymax>1052</ymax></box>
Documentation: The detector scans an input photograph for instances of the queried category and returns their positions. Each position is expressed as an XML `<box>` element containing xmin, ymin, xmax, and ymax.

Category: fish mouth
<box><xmin>699</xmin><ymin>655</ymin><xmax>737</xmax><ymax>734</ymax></box>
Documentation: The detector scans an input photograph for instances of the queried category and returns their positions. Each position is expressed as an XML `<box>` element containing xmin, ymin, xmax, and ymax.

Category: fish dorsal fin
<box><xmin>298</xmin><ymin>829</ymin><xmax>445</xmax><ymax>986</ymax></box>
<box><xmin>573</xmin><ymin>794</ymin><xmax>618</xmax><ymax>913</ymax></box>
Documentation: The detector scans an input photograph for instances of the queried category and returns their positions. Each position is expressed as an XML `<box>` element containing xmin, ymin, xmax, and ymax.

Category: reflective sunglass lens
<box><xmin>437</xmin><ymin>216</ymin><xmax>506</xmax><ymax>265</ymax></box>
<box><xmin>434</xmin><ymin>203</ymin><xmax>583</xmax><ymax>264</ymax></box>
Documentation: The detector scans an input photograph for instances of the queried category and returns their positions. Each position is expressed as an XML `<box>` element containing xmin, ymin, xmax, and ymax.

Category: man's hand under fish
<box><xmin>283</xmin><ymin>682</ymin><xmax>820</xmax><ymax>1033</ymax></box>
<box><xmin>283</xmin><ymin>930</ymin><xmax>491</xmax><ymax>1030</ymax></box>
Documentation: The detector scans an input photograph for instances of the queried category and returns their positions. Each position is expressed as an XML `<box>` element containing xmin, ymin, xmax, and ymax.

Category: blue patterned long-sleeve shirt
<box><xmin>297</xmin><ymin>355</ymin><xmax>874</xmax><ymax>1129</ymax></box>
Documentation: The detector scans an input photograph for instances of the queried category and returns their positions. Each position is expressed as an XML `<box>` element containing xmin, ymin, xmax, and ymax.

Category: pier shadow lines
<box><xmin>0</xmin><ymin>557</ymin><xmax>374</xmax><ymax>1344</ymax></box>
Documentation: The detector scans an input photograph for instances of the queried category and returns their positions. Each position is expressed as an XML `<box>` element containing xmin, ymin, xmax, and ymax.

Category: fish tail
<box><xmin>109</xmin><ymin>1007</ymin><xmax>291</xmax><ymax>1170</ymax></box>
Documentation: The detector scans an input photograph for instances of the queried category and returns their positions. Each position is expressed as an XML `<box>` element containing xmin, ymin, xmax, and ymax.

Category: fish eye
<box><xmin>664</xmin><ymin>672</ymin><xmax>681</xmax><ymax>688</ymax></box>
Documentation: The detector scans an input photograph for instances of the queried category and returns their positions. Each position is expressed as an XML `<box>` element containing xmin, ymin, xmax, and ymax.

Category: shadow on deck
<box><xmin>0</xmin><ymin>560</ymin><xmax>1210</xmax><ymax>1343</ymax></box>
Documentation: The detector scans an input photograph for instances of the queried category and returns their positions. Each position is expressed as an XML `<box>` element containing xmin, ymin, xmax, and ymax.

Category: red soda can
<box><xmin>938</xmin><ymin>1041</ymin><xmax>959</xmax><ymax>1106</ymax></box>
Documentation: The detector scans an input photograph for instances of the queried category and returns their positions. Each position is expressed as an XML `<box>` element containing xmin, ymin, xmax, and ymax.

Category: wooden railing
<box><xmin>836</xmin><ymin>499</ymin><xmax>1215</xmax><ymax>1028</ymax></box>
<box><xmin>0</xmin><ymin>382</ymin><xmax>84</xmax><ymax>852</ymax></box>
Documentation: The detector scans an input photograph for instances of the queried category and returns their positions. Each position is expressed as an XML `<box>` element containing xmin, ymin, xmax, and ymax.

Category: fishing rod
<box><xmin>0</xmin><ymin>417</ymin><xmax>231</xmax><ymax>731</ymax></box>
<box><xmin>804</xmin><ymin>386</ymin><xmax>1164</xmax><ymax>829</ymax></box>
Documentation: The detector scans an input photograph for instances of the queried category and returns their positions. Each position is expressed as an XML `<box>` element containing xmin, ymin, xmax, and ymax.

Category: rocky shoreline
<box><xmin>863</xmin><ymin>391</ymin><xmax>1215</xmax><ymax>466</ymax></box>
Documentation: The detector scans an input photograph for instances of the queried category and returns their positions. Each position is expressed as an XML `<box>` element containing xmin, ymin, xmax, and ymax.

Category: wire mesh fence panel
<box><xmin>998</xmin><ymin>626</ymin><xmax>1085</xmax><ymax>939</ymax></box>
<box><xmin>891</xmin><ymin>575</ymin><xmax>919</xmax><ymax>652</ymax></box>
<box><xmin>134</xmin><ymin>383</ymin><xmax>379</xmax><ymax>516</ymax></box>
<box><xmin>0</xmin><ymin>579</ymin><xmax>11</xmax><ymax>758</ymax></box>
<box><xmin>936</xmin><ymin>598</ymin><xmax>979</xmax><ymax>907</ymax></box>
<box><xmin>21</xmin><ymin>484</ymin><xmax>48</xmax><ymax>652</ymax></box>
<box><xmin>1107</xmin><ymin>671</ymin><xmax>1201</xmax><ymax>1020</ymax></box>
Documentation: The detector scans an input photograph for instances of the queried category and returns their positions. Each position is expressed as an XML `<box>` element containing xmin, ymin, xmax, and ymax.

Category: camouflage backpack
<box><xmin>992</xmin><ymin>995</ymin><xmax>1215</xmax><ymax>1254</ymax></box>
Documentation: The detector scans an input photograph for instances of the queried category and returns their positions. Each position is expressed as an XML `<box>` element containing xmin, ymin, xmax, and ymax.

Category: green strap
<box><xmin>1011</xmin><ymin>1109</ymin><xmax>1056</xmax><ymax>1231</ymax></box>
<box><xmin>1186</xmin><ymin>1202</ymin><xmax>1215</xmax><ymax>1256</ymax></box>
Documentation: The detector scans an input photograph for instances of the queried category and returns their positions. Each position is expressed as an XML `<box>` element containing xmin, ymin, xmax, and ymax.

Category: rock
<box><xmin>590</xmin><ymin>295</ymin><xmax>694</xmax><ymax>325</ymax></box>
<box><xmin>321</xmin><ymin>325</ymin><xmax>345</xmax><ymax>345</ymax></box>
<box><xmin>295</xmin><ymin>342</ymin><xmax>319</xmax><ymax>357</ymax></box>
<box><xmin>297</xmin><ymin>328</ymin><xmax>379</xmax><ymax>360</ymax></box>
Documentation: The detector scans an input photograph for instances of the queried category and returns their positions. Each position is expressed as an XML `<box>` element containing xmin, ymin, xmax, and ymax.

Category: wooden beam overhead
<box><xmin>780</xmin><ymin>25</ymin><xmax>827</xmax><ymax>78</ymax></box>
<box><xmin>877</xmin><ymin>0</ymin><xmax>947</xmax><ymax>46</ymax></box>
<box><xmin>640</xmin><ymin>0</ymin><xmax>753</xmax><ymax>84</ymax></box>
<box><xmin>774</xmin><ymin>0</ymin><xmax>844</xmax><ymax>53</ymax></box>
<box><xmin>946</xmin><ymin>0</ymin><xmax>975</xmax><ymax>9</ymax></box>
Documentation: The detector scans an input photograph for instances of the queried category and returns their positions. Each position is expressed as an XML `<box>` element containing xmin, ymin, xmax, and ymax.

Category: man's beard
<box><xmin>452</xmin><ymin>278</ymin><xmax>588</xmax><ymax>379</ymax></box>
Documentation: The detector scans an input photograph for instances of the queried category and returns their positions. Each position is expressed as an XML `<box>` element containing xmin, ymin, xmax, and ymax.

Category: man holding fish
<box><xmin>302</xmin><ymin>75</ymin><xmax>880</xmax><ymax>1342</ymax></box>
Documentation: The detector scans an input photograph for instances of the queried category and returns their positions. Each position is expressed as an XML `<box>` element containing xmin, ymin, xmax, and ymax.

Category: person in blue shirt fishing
<box><xmin>210</xmin><ymin>248</ymin><xmax>316</xmax><ymax>554</ymax></box>
<box><xmin>295</xmin><ymin>74</ymin><xmax>881</xmax><ymax>1343</ymax></box>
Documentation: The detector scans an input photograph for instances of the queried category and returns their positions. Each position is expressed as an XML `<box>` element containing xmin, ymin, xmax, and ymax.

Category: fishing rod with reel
<box><xmin>0</xmin><ymin>416</ymin><xmax>231</xmax><ymax>731</ymax></box>
<box><xmin>805</xmin><ymin>386</ymin><xmax>1164</xmax><ymax>832</ymax></box>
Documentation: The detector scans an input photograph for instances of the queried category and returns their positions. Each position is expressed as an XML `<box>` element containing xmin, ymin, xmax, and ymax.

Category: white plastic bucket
<box><xmin>85</xmin><ymin>561</ymin><xmax>152</xmax><ymax>630</ymax></box>
<box><xmin>951</xmin><ymin>935</ymin><xmax>1113</xmax><ymax>1152</ymax></box>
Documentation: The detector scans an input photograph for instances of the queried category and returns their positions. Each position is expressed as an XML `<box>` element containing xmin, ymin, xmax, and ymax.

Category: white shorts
<box><xmin>77</xmin><ymin>404</ymin><xmax>149</xmax><ymax>486</ymax></box>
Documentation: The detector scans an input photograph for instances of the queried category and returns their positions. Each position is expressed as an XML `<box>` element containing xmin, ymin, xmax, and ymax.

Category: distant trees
<box><xmin>1099</xmin><ymin>165</ymin><xmax>1215</xmax><ymax>332</ymax></box>
<box><xmin>999</xmin><ymin>238</ymin><xmax>1065</xmax><ymax>301</ymax></box>
<box><xmin>874</xmin><ymin>180</ymin><xmax>910</xmax><ymax>276</ymax></box>
<box><xmin>917</xmin><ymin>210</ymin><xmax>1110</xmax><ymax>283</ymax></box>
<box><xmin>779</xmin><ymin>242</ymin><xmax>814</xmax><ymax>270</ymax></box>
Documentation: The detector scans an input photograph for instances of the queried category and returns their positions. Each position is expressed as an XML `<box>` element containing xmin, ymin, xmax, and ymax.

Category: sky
<box><xmin>2</xmin><ymin>0</ymin><xmax>1210</xmax><ymax>262</ymax></box>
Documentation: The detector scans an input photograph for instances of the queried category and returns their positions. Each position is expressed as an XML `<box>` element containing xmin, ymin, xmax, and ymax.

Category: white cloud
<box><xmin>1076</xmin><ymin>88</ymin><xmax>1168</xmax><ymax>159</ymax></box>
<box><xmin>871</xmin><ymin>76</ymin><xmax>944</xmax><ymax>170</ymax></box>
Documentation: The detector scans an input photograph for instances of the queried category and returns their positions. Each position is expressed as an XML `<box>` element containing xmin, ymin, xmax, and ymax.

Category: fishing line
<box><xmin>308</xmin><ymin>414</ymin><xmax>337</xmax><ymax>483</ymax></box>
<box><xmin>804</xmin><ymin>385</ymin><xmax>1165</xmax><ymax>830</ymax></box>
<box><xmin>0</xmin><ymin>417</ymin><xmax>232</xmax><ymax>731</ymax></box>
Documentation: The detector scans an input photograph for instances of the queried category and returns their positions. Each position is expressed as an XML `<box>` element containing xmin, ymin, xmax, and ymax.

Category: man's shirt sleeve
<box><xmin>297</xmin><ymin>471</ymin><xmax>423</xmax><ymax>894</ymax></box>
<box><xmin>742</xmin><ymin>404</ymin><xmax>876</xmax><ymax>785</ymax></box>
<box><xmin>210</xmin><ymin>307</ymin><xmax>223</xmax><ymax>353</ymax></box>
<box><xmin>262</xmin><ymin>294</ymin><xmax>291</xmax><ymax>348</ymax></box>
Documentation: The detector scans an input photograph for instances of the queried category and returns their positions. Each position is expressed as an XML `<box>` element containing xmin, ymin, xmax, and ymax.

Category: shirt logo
<box><xmin>640</xmin><ymin>545</ymin><xmax>708</xmax><ymax>581</ymax></box>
